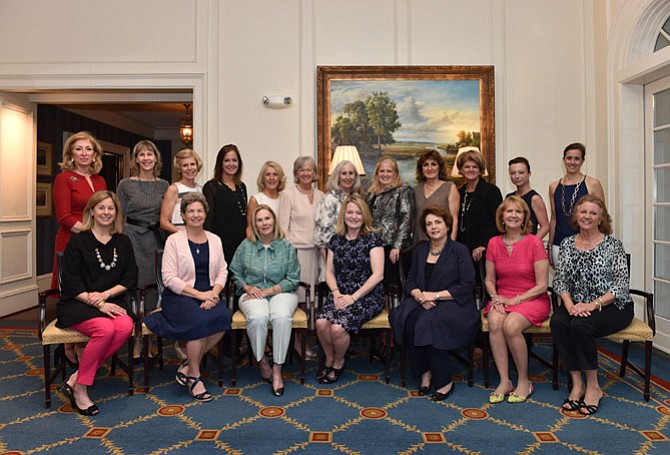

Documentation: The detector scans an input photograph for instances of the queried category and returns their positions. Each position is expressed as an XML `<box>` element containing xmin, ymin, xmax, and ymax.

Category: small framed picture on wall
<box><xmin>37</xmin><ymin>141</ymin><xmax>53</xmax><ymax>176</ymax></box>
<box><xmin>36</xmin><ymin>182</ymin><xmax>53</xmax><ymax>217</ymax></box>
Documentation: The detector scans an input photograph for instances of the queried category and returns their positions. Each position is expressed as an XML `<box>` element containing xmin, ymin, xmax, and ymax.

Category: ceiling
<box><xmin>14</xmin><ymin>89</ymin><xmax>193</xmax><ymax>136</ymax></box>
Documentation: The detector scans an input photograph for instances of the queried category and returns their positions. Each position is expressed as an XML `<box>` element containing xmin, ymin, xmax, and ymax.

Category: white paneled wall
<box><xmin>0</xmin><ymin>0</ymin><xmax>661</xmax><ymax>317</ymax></box>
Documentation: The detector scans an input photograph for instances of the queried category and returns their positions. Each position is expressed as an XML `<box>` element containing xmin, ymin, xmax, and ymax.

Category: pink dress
<box><xmin>483</xmin><ymin>234</ymin><xmax>550</xmax><ymax>326</ymax></box>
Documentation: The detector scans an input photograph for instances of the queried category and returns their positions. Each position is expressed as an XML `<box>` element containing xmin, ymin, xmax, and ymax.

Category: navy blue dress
<box><xmin>144</xmin><ymin>240</ymin><xmax>231</xmax><ymax>340</ymax></box>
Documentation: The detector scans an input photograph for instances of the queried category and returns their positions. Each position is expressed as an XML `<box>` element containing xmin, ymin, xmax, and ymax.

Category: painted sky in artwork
<box><xmin>330</xmin><ymin>79</ymin><xmax>481</xmax><ymax>144</ymax></box>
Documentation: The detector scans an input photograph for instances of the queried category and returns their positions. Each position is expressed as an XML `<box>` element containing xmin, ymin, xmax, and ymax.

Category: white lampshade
<box><xmin>451</xmin><ymin>146</ymin><xmax>489</xmax><ymax>178</ymax></box>
<box><xmin>329</xmin><ymin>145</ymin><xmax>366</xmax><ymax>175</ymax></box>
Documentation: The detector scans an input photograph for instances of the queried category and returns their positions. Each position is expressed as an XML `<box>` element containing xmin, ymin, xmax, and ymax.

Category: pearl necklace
<box><xmin>95</xmin><ymin>247</ymin><xmax>118</xmax><ymax>271</ymax></box>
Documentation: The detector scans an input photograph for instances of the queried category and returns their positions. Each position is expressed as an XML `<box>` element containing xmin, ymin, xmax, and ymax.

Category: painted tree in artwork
<box><xmin>365</xmin><ymin>91</ymin><xmax>401</xmax><ymax>148</ymax></box>
<box><xmin>331</xmin><ymin>91</ymin><xmax>401</xmax><ymax>150</ymax></box>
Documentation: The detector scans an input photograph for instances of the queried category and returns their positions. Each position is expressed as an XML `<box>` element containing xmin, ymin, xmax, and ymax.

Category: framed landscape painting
<box><xmin>316</xmin><ymin>65</ymin><xmax>495</xmax><ymax>189</ymax></box>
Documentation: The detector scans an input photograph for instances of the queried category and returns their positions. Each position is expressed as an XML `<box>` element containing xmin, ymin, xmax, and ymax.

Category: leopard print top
<box><xmin>553</xmin><ymin>235</ymin><xmax>631</xmax><ymax>310</ymax></box>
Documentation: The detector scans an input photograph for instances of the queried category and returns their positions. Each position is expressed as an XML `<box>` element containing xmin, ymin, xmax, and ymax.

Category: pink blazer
<box><xmin>162</xmin><ymin>229</ymin><xmax>228</xmax><ymax>295</ymax></box>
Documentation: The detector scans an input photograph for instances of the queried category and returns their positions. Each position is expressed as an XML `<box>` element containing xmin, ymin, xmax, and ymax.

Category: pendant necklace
<box><xmin>95</xmin><ymin>247</ymin><xmax>118</xmax><ymax>270</ymax></box>
<box><xmin>560</xmin><ymin>174</ymin><xmax>584</xmax><ymax>216</ymax></box>
<box><xmin>459</xmin><ymin>192</ymin><xmax>474</xmax><ymax>232</ymax></box>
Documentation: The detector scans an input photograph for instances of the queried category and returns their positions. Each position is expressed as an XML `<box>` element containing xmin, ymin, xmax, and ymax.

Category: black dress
<box><xmin>457</xmin><ymin>179</ymin><xmax>502</xmax><ymax>253</ymax></box>
<box><xmin>57</xmin><ymin>231</ymin><xmax>138</xmax><ymax>328</ymax></box>
<box><xmin>203</xmin><ymin>180</ymin><xmax>248</xmax><ymax>264</ymax></box>
<box><xmin>143</xmin><ymin>240</ymin><xmax>231</xmax><ymax>340</ymax></box>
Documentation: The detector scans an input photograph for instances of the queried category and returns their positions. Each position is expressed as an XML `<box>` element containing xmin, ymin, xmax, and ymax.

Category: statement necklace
<box><xmin>560</xmin><ymin>174</ymin><xmax>584</xmax><ymax>217</ymax></box>
<box><xmin>459</xmin><ymin>192</ymin><xmax>474</xmax><ymax>232</ymax></box>
<box><xmin>430</xmin><ymin>242</ymin><xmax>445</xmax><ymax>256</ymax></box>
<box><xmin>95</xmin><ymin>247</ymin><xmax>118</xmax><ymax>271</ymax></box>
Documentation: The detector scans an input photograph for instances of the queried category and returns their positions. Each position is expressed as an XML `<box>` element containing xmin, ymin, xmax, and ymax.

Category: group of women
<box><xmin>51</xmin><ymin>132</ymin><xmax>631</xmax><ymax>417</ymax></box>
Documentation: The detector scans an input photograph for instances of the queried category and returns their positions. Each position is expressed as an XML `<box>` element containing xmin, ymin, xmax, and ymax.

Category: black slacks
<box><xmin>550</xmin><ymin>302</ymin><xmax>633</xmax><ymax>371</ymax></box>
<box><xmin>405</xmin><ymin>306</ymin><xmax>454</xmax><ymax>389</ymax></box>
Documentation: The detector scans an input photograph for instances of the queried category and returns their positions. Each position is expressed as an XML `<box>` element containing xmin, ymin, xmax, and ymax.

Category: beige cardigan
<box><xmin>278</xmin><ymin>186</ymin><xmax>323</xmax><ymax>249</ymax></box>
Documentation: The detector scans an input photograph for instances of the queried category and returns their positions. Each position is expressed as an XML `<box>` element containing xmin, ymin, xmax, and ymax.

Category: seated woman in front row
<box><xmin>144</xmin><ymin>192</ymin><xmax>231</xmax><ymax>403</ymax></box>
<box><xmin>551</xmin><ymin>195</ymin><xmax>632</xmax><ymax>416</ymax></box>
<box><xmin>229</xmin><ymin>204</ymin><xmax>301</xmax><ymax>397</ymax></box>
<box><xmin>316</xmin><ymin>194</ymin><xmax>385</xmax><ymax>384</ymax></box>
<box><xmin>57</xmin><ymin>191</ymin><xmax>137</xmax><ymax>416</ymax></box>
<box><xmin>391</xmin><ymin>206</ymin><xmax>479</xmax><ymax>401</ymax></box>
<box><xmin>484</xmin><ymin>196</ymin><xmax>550</xmax><ymax>404</ymax></box>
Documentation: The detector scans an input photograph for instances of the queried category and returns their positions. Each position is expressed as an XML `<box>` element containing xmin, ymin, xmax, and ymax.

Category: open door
<box><xmin>0</xmin><ymin>92</ymin><xmax>38</xmax><ymax>316</ymax></box>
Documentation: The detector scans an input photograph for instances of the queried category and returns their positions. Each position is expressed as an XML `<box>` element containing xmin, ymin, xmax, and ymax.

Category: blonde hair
<box><xmin>368</xmin><ymin>156</ymin><xmax>403</xmax><ymax>194</ymax></box>
<box><xmin>456</xmin><ymin>150</ymin><xmax>487</xmax><ymax>177</ymax></box>
<box><xmin>256</xmin><ymin>161</ymin><xmax>287</xmax><ymax>192</ymax></box>
<box><xmin>59</xmin><ymin>131</ymin><xmax>103</xmax><ymax>174</ymax></box>
<box><xmin>495</xmin><ymin>196</ymin><xmax>532</xmax><ymax>234</ymax></box>
<box><xmin>248</xmin><ymin>204</ymin><xmax>285</xmax><ymax>243</ymax></box>
<box><xmin>173</xmin><ymin>148</ymin><xmax>203</xmax><ymax>176</ymax></box>
<box><xmin>335</xmin><ymin>194</ymin><xmax>375</xmax><ymax>236</ymax></box>
<box><xmin>129</xmin><ymin>140</ymin><xmax>162</xmax><ymax>177</ymax></box>
<box><xmin>82</xmin><ymin>191</ymin><xmax>123</xmax><ymax>234</ymax></box>
<box><xmin>292</xmin><ymin>156</ymin><xmax>317</xmax><ymax>184</ymax></box>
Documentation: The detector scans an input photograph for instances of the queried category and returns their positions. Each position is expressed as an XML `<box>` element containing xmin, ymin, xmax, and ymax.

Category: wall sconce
<box><xmin>451</xmin><ymin>146</ymin><xmax>489</xmax><ymax>178</ymax></box>
<box><xmin>262</xmin><ymin>95</ymin><xmax>293</xmax><ymax>108</ymax></box>
<box><xmin>179</xmin><ymin>103</ymin><xmax>193</xmax><ymax>147</ymax></box>
<box><xmin>329</xmin><ymin>145</ymin><xmax>366</xmax><ymax>176</ymax></box>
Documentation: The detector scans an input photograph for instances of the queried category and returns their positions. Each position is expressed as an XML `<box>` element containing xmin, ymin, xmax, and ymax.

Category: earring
<box><xmin>502</xmin><ymin>220</ymin><xmax>505</xmax><ymax>225</ymax></box>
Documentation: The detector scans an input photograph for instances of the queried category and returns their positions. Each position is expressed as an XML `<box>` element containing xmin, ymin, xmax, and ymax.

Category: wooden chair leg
<box><xmin>43</xmin><ymin>345</ymin><xmax>52</xmax><ymax>409</ymax></box>
<box><xmin>217</xmin><ymin>336</ymin><xmax>225</xmax><ymax>387</ymax></box>
<box><xmin>619</xmin><ymin>340</ymin><xmax>630</xmax><ymax>377</ymax></box>
<box><xmin>129</xmin><ymin>338</ymin><xmax>135</xmax><ymax>396</ymax></box>
<box><xmin>467</xmin><ymin>344</ymin><xmax>474</xmax><ymax>387</ymax></box>
<box><xmin>299</xmin><ymin>329</ymin><xmax>306</xmax><ymax>384</ymax></box>
<box><xmin>644</xmin><ymin>341</ymin><xmax>652</xmax><ymax>402</ymax></box>
<box><xmin>384</xmin><ymin>330</ymin><xmax>391</xmax><ymax>384</ymax></box>
<box><xmin>231</xmin><ymin>331</ymin><xmax>238</xmax><ymax>387</ymax></box>
<box><xmin>552</xmin><ymin>341</ymin><xmax>559</xmax><ymax>390</ymax></box>
<box><xmin>142</xmin><ymin>334</ymin><xmax>151</xmax><ymax>387</ymax></box>
<box><xmin>400</xmin><ymin>345</ymin><xmax>406</xmax><ymax>388</ymax></box>
<box><xmin>482</xmin><ymin>332</ymin><xmax>490</xmax><ymax>388</ymax></box>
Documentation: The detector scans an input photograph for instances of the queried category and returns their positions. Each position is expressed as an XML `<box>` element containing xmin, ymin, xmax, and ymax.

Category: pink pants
<box><xmin>70</xmin><ymin>315</ymin><xmax>133</xmax><ymax>386</ymax></box>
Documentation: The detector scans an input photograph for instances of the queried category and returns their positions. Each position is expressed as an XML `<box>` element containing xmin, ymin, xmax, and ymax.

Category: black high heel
<box><xmin>58</xmin><ymin>383</ymin><xmax>99</xmax><ymax>416</ymax></box>
<box><xmin>319</xmin><ymin>362</ymin><xmax>345</xmax><ymax>384</ymax></box>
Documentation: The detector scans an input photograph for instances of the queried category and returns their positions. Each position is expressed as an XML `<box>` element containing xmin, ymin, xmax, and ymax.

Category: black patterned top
<box><xmin>553</xmin><ymin>235</ymin><xmax>631</xmax><ymax>310</ymax></box>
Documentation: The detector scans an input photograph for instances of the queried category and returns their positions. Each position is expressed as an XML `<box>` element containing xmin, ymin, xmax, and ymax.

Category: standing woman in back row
<box><xmin>52</xmin><ymin>131</ymin><xmax>107</xmax><ymax>366</ymax></box>
<box><xmin>203</xmin><ymin>144</ymin><xmax>248</xmax><ymax>265</ymax></box>
<box><xmin>159</xmin><ymin>149</ymin><xmax>204</xmax><ymax>235</ymax></box>
<box><xmin>548</xmin><ymin>143</ymin><xmax>604</xmax><ymax>266</ymax></box>
<box><xmin>455</xmin><ymin>149</ymin><xmax>502</xmax><ymax>264</ymax></box>
<box><xmin>506</xmin><ymin>157</ymin><xmax>549</xmax><ymax>239</ymax></box>
<box><xmin>413</xmin><ymin>149</ymin><xmax>459</xmax><ymax>241</ymax></box>
<box><xmin>367</xmin><ymin>156</ymin><xmax>414</xmax><ymax>289</ymax></box>
<box><xmin>117</xmin><ymin>140</ymin><xmax>168</xmax><ymax>356</ymax></box>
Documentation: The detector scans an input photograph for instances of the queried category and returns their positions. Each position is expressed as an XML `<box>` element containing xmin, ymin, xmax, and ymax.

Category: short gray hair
<box><xmin>180</xmin><ymin>192</ymin><xmax>208</xmax><ymax>214</ymax></box>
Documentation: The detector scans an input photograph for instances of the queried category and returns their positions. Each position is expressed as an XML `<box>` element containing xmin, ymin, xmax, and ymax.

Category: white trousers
<box><xmin>239</xmin><ymin>292</ymin><xmax>298</xmax><ymax>364</ymax></box>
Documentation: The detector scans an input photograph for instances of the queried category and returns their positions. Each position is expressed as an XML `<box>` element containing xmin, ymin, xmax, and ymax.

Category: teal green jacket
<box><xmin>229</xmin><ymin>237</ymin><xmax>301</xmax><ymax>295</ymax></box>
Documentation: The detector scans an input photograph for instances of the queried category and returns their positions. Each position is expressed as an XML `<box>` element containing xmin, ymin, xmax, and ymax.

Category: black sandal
<box><xmin>578</xmin><ymin>403</ymin><xmax>600</xmax><ymax>416</ymax></box>
<box><xmin>316</xmin><ymin>366</ymin><xmax>332</xmax><ymax>382</ymax></box>
<box><xmin>58</xmin><ymin>383</ymin><xmax>99</xmax><ymax>416</ymax></box>
<box><xmin>320</xmin><ymin>364</ymin><xmax>345</xmax><ymax>384</ymax></box>
<box><xmin>175</xmin><ymin>360</ymin><xmax>189</xmax><ymax>387</ymax></box>
<box><xmin>187</xmin><ymin>376</ymin><xmax>212</xmax><ymax>402</ymax></box>
<box><xmin>562</xmin><ymin>398</ymin><xmax>584</xmax><ymax>411</ymax></box>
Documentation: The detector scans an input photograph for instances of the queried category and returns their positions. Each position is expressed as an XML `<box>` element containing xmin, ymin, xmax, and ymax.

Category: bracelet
<box><xmin>331</xmin><ymin>288</ymin><xmax>339</xmax><ymax>293</ymax></box>
<box><xmin>515</xmin><ymin>295</ymin><xmax>521</xmax><ymax>305</ymax></box>
<box><xmin>595</xmin><ymin>297</ymin><xmax>604</xmax><ymax>311</ymax></box>
<box><xmin>96</xmin><ymin>301</ymin><xmax>105</xmax><ymax>310</ymax></box>
<box><xmin>107</xmin><ymin>291</ymin><xmax>113</xmax><ymax>300</ymax></box>
<box><xmin>351</xmin><ymin>294</ymin><xmax>357</xmax><ymax>302</ymax></box>
<box><xmin>436</xmin><ymin>293</ymin><xmax>441</xmax><ymax>300</ymax></box>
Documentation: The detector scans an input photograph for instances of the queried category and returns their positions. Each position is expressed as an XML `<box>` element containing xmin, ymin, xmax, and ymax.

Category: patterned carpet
<box><xmin>1</xmin><ymin>325</ymin><xmax>670</xmax><ymax>455</ymax></box>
